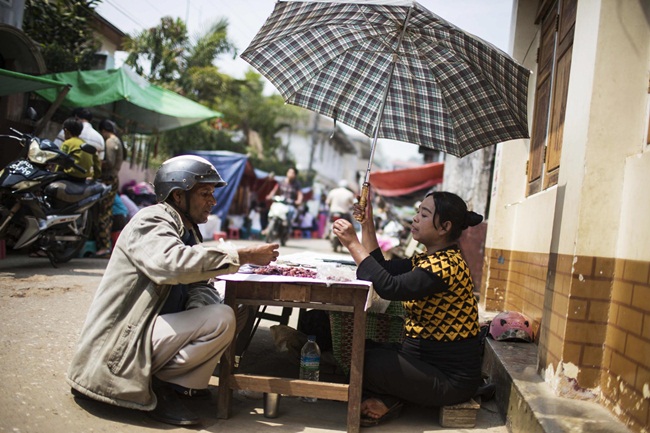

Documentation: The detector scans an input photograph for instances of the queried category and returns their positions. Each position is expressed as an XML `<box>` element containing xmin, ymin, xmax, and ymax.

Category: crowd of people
<box><xmin>49</xmin><ymin>108</ymin><xmax>164</xmax><ymax>259</ymax></box>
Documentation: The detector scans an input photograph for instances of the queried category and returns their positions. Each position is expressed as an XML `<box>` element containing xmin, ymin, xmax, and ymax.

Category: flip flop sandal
<box><xmin>360</xmin><ymin>401</ymin><xmax>403</xmax><ymax>428</ymax></box>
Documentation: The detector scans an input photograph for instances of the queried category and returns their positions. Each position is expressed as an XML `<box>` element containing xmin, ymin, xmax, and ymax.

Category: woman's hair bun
<box><xmin>464</xmin><ymin>211</ymin><xmax>483</xmax><ymax>228</ymax></box>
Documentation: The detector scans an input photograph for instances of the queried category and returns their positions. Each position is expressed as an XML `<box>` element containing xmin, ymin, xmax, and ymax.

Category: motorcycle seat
<box><xmin>44</xmin><ymin>179</ymin><xmax>110</xmax><ymax>203</ymax></box>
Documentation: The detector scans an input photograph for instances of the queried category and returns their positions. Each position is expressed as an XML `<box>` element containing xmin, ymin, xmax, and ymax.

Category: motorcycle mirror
<box><xmin>39</xmin><ymin>139</ymin><xmax>57</xmax><ymax>150</ymax></box>
<box><xmin>80</xmin><ymin>143</ymin><xmax>97</xmax><ymax>154</ymax></box>
<box><xmin>25</xmin><ymin>107</ymin><xmax>38</xmax><ymax>121</ymax></box>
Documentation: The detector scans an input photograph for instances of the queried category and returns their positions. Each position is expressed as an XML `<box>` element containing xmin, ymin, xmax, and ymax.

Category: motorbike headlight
<box><xmin>28</xmin><ymin>139</ymin><xmax>58</xmax><ymax>164</ymax></box>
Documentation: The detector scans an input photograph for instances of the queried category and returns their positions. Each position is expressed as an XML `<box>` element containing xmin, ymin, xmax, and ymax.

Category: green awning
<box><xmin>0</xmin><ymin>68</ymin><xmax>69</xmax><ymax>96</ymax></box>
<box><xmin>36</xmin><ymin>66</ymin><xmax>222</xmax><ymax>134</ymax></box>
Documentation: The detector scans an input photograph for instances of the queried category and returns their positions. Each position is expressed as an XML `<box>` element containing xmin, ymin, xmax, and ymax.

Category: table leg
<box><xmin>216</xmin><ymin>283</ymin><xmax>237</xmax><ymax>419</ymax></box>
<box><xmin>346</xmin><ymin>290</ymin><xmax>367</xmax><ymax>433</ymax></box>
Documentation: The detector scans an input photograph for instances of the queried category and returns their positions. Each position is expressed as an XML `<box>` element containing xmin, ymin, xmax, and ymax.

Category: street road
<box><xmin>0</xmin><ymin>237</ymin><xmax>506</xmax><ymax>433</ymax></box>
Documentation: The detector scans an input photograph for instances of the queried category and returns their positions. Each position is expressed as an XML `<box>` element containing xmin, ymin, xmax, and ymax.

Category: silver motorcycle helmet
<box><xmin>154</xmin><ymin>155</ymin><xmax>227</xmax><ymax>203</ymax></box>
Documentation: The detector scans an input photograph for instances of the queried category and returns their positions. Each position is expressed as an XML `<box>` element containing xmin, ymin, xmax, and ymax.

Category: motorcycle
<box><xmin>0</xmin><ymin>110</ymin><xmax>111</xmax><ymax>266</ymax></box>
<box><xmin>328</xmin><ymin>211</ymin><xmax>353</xmax><ymax>252</ymax></box>
<box><xmin>265</xmin><ymin>196</ymin><xmax>291</xmax><ymax>246</ymax></box>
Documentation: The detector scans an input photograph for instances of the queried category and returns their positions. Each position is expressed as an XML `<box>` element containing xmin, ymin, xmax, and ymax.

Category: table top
<box><xmin>217</xmin><ymin>251</ymin><xmax>391</xmax><ymax>312</ymax></box>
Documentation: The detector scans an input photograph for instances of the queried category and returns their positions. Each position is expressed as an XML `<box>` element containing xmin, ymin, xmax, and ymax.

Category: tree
<box><xmin>123</xmin><ymin>16</ymin><xmax>308</xmax><ymax>176</ymax></box>
<box><xmin>123</xmin><ymin>16</ymin><xmax>189</xmax><ymax>85</ymax></box>
<box><xmin>123</xmin><ymin>16</ymin><xmax>236</xmax><ymax>96</ymax></box>
<box><xmin>23</xmin><ymin>0</ymin><xmax>102</xmax><ymax>73</ymax></box>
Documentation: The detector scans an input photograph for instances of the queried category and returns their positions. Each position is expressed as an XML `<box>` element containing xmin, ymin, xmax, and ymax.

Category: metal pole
<box><xmin>362</xmin><ymin>5</ymin><xmax>413</xmax><ymax>184</ymax></box>
<box><xmin>356</xmin><ymin>6</ymin><xmax>413</xmax><ymax>218</ymax></box>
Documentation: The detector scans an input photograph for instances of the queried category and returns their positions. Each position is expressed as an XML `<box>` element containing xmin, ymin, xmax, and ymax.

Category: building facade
<box><xmin>481</xmin><ymin>1</ymin><xmax>650</xmax><ymax>431</ymax></box>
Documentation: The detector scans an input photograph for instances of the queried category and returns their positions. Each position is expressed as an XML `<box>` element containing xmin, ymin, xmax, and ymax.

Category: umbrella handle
<box><xmin>355</xmin><ymin>182</ymin><xmax>370</xmax><ymax>222</ymax></box>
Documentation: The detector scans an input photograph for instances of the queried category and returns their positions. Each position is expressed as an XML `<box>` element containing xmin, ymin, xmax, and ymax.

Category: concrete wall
<box><xmin>481</xmin><ymin>1</ymin><xmax>650</xmax><ymax>431</ymax></box>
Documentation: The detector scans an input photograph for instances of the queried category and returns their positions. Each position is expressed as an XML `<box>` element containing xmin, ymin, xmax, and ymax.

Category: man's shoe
<box><xmin>149</xmin><ymin>378</ymin><xmax>201</xmax><ymax>426</ymax></box>
<box><xmin>170</xmin><ymin>383</ymin><xmax>212</xmax><ymax>400</ymax></box>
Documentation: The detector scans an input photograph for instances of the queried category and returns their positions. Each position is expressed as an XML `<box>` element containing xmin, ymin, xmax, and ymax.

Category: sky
<box><xmin>96</xmin><ymin>0</ymin><xmax>515</xmax><ymax>162</ymax></box>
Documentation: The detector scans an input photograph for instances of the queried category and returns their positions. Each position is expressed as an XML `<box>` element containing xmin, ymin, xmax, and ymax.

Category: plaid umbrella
<box><xmin>242</xmin><ymin>0</ymin><xmax>530</xmax><ymax>205</ymax></box>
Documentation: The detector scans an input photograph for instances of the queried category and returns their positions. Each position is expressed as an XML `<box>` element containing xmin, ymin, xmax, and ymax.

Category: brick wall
<box><xmin>601</xmin><ymin>258</ymin><xmax>650</xmax><ymax>432</ymax></box>
<box><xmin>481</xmin><ymin>248</ymin><xmax>650</xmax><ymax>432</ymax></box>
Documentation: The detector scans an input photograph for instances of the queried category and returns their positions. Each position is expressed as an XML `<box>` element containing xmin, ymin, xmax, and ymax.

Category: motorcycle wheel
<box><xmin>46</xmin><ymin>212</ymin><xmax>94</xmax><ymax>265</ymax></box>
<box><xmin>265</xmin><ymin>219</ymin><xmax>277</xmax><ymax>244</ymax></box>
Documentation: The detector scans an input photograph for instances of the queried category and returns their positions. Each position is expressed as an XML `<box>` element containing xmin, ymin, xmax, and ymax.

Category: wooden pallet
<box><xmin>439</xmin><ymin>398</ymin><xmax>481</xmax><ymax>428</ymax></box>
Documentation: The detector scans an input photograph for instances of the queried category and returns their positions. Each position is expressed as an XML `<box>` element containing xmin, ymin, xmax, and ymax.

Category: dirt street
<box><xmin>0</xmin><ymin>237</ymin><xmax>506</xmax><ymax>433</ymax></box>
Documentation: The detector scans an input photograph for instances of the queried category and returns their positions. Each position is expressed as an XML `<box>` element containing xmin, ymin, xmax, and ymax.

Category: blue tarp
<box><xmin>185</xmin><ymin>150</ymin><xmax>249</xmax><ymax>221</ymax></box>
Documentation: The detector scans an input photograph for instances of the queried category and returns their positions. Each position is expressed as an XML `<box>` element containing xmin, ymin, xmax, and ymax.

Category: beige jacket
<box><xmin>67</xmin><ymin>202</ymin><xmax>240</xmax><ymax>410</ymax></box>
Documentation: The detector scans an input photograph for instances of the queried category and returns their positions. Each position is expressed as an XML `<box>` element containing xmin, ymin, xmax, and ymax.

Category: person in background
<box><xmin>112</xmin><ymin>193</ymin><xmax>129</xmax><ymax>234</ymax></box>
<box><xmin>248</xmin><ymin>201</ymin><xmax>263</xmax><ymax>240</ymax></box>
<box><xmin>326</xmin><ymin>179</ymin><xmax>356</xmax><ymax>238</ymax></box>
<box><xmin>298</xmin><ymin>205</ymin><xmax>316</xmax><ymax>238</ymax></box>
<box><xmin>119</xmin><ymin>192</ymin><xmax>140</xmax><ymax>219</ymax></box>
<box><xmin>317</xmin><ymin>193</ymin><xmax>329</xmax><ymax>239</ymax></box>
<box><xmin>67</xmin><ymin>155</ymin><xmax>280</xmax><ymax>427</ymax></box>
<box><xmin>266</xmin><ymin>167</ymin><xmax>303</xmax><ymax>228</ymax></box>
<box><xmin>93</xmin><ymin>119</ymin><xmax>125</xmax><ymax>258</ymax></box>
<box><xmin>55</xmin><ymin>107</ymin><xmax>105</xmax><ymax>159</ymax></box>
<box><xmin>333</xmin><ymin>189</ymin><xmax>484</xmax><ymax>428</ymax></box>
<box><xmin>56</xmin><ymin>117</ymin><xmax>101</xmax><ymax>181</ymax></box>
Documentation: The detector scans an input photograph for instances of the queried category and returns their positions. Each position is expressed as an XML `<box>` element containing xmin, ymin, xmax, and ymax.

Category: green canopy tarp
<box><xmin>0</xmin><ymin>68</ymin><xmax>69</xmax><ymax>96</ymax></box>
<box><xmin>36</xmin><ymin>66</ymin><xmax>222</xmax><ymax>134</ymax></box>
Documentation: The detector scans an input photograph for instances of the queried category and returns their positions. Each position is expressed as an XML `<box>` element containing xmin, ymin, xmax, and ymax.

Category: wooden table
<box><xmin>216</xmin><ymin>273</ymin><xmax>372</xmax><ymax>433</ymax></box>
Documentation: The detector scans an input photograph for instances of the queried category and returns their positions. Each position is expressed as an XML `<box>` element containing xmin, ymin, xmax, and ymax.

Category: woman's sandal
<box><xmin>360</xmin><ymin>401</ymin><xmax>404</xmax><ymax>428</ymax></box>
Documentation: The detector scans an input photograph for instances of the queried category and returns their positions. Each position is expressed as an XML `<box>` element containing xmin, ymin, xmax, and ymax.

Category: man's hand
<box><xmin>237</xmin><ymin>243</ymin><xmax>280</xmax><ymax>266</ymax></box>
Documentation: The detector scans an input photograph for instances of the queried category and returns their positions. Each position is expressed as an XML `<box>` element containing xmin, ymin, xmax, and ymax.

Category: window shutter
<box><xmin>527</xmin><ymin>0</ymin><xmax>576</xmax><ymax>195</ymax></box>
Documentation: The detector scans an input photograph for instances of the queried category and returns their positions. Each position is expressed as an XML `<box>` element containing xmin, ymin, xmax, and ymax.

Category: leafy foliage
<box><xmin>123</xmin><ymin>16</ymin><xmax>188</xmax><ymax>85</ymax></box>
<box><xmin>23</xmin><ymin>0</ymin><xmax>102</xmax><ymax>72</ymax></box>
<box><xmin>123</xmin><ymin>16</ymin><xmax>309</xmax><ymax>179</ymax></box>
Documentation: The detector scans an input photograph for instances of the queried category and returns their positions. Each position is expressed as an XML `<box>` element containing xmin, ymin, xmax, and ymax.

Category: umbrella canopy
<box><xmin>242</xmin><ymin>0</ymin><xmax>530</xmax><ymax>161</ymax></box>
<box><xmin>36</xmin><ymin>66</ymin><xmax>222</xmax><ymax>134</ymax></box>
<box><xmin>0</xmin><ymin>68</ymin><xmax>69</xmax><ymax>96</ymax></box>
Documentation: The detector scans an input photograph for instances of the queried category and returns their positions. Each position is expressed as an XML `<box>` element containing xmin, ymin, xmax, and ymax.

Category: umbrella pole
<box><xmin>357</xmin><ymin>6</ymin><xmax>414</xmax><ymax>218</ymax></box>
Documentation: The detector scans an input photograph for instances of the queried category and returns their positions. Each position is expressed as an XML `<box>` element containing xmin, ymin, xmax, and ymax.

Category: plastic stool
<box><xmin>228</xmin><ymin>228</ymin><xmax>240</xmax><ymax>239</ymax></box>
<box><xmin>213</xmin><ymin>231</ymin><xmax>227</xmax><ymax>241</ymax></box>
<box><xmin>292</xmin><ymin>229</ymin><xmax>302</xmax><ymax>238</ymax></box>
<box><xmin>79</xmin><ymin>241</ymin><xmax>96</xmax><ymax>258</ymax></box>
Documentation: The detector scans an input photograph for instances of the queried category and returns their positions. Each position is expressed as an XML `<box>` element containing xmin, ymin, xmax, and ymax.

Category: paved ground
<box><xmin>0</xmin><ymin>237</ymin><xmax>507</xmax><ymax>432</ymax></box>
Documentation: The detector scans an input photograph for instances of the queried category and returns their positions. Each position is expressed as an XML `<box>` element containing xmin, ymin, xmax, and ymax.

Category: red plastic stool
<box><xmin>292</xmin><ymin>229</ymin><xmax>302</xmax><ymax>238</ymax></box>
<box><xmin>213</xmin><ymin>231</ymin><xmax>227</xmax><ymax>241</ymax></box>
<box><xmin>228</xmin><ymin>228</ymin><xmax>240</xmax><ymax>239</ymax></box>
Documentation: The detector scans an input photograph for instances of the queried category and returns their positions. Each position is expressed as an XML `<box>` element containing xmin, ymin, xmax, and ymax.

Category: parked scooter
<box><xmin>328</xmin><ymin>211</ymin><xmax>353</xmax><ymax>252</ymax></box>
<box><xmin>265</xmin><ymin>195</ymin><xmax>290</xmax><ymax>246</ymax></box>
<box><xmin>0</xmin><ymin>109</ymin><xmax>111</xmax><ymax>266</ymax></box>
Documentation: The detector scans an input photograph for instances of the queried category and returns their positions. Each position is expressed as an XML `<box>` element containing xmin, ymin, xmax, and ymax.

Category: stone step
<box><xmin>482</xmin><ymin>338</ymin><xmax>632</xmax><ymax>433</ymax></box>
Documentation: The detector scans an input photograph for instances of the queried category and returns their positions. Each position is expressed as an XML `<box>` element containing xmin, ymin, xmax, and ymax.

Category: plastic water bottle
<box><xmin>299</xmin><ymin>335</ymin><xmax>320</xmax><ymax>403</ymax></box>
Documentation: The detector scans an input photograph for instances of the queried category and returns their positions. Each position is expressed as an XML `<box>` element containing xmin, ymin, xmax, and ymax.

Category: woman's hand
<box><xmin>237</xmin><ymin>243</ymin><xmax>279</xmax><ymax>266</ymax></box>
<box><xmin>332</xmin><ymin>219</ymin><xmax>358</xmax><ymax>249</ymax></box>
<box><xmin>353</xmin><ymin>198</ymin><xmax>374</xmax><ymax>228</ymax></box>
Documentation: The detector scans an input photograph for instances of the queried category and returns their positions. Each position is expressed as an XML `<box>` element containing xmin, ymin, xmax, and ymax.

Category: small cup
<box><xmin>263</xmin><ymin>392</ymin><xmax>280</xmax><ymax>418</ymax></box>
